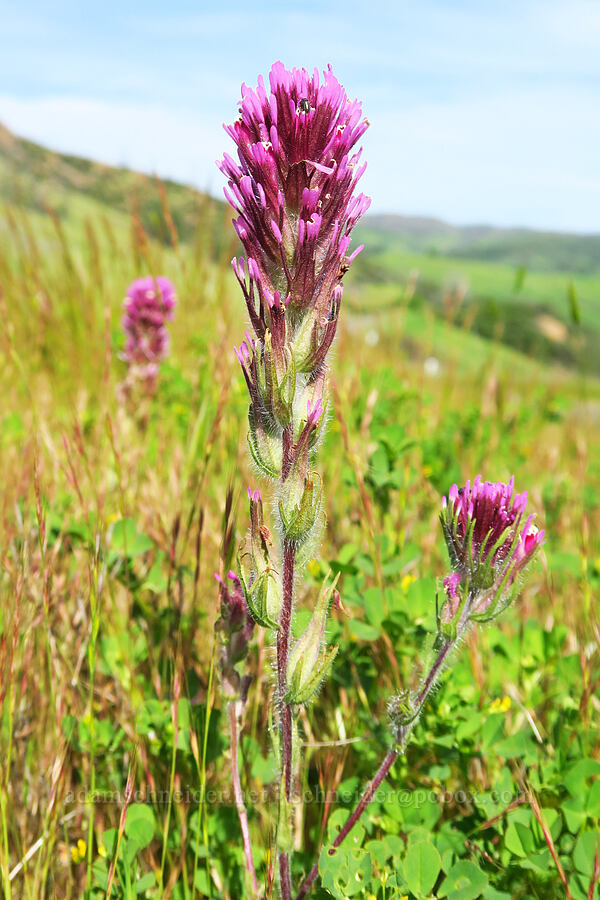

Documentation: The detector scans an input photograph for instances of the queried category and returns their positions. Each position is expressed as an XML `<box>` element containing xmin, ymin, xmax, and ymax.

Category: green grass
<box><xmin>0</xmin><ymin>132</ymin><xmax>599</xmax><ymax>900</ymax></box>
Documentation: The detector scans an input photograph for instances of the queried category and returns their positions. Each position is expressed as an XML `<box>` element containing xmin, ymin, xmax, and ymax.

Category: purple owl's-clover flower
<box><xmin>440</xmin><ymin>475</ymin><xmax>545</xmax><ymax>624</ymax></box>
<box><xmin>388</xmin><ymin>476</ymin><xmax>544</xmax><ymax>754</ymax></box>
<box><xmin>219</xmin><ymin>61</ymin><xmax>370</xmax><ymax>383</ymax></box>
<box><xmin>220</xmin><ymin>64</ymin><xmax>370</xmax><ymax>899</ymax></box>
<box><xmin>122</xmin><ymin>276</ymin><xmax>177</xmax><ymax>381</ymax></box>
<box><xmin>222</xmin><ymin>61</ymin><xmax>369</xmax><ymax>549</ymax></box>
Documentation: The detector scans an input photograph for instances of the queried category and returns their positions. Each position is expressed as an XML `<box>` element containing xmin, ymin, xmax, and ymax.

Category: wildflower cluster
<box><xmin>121</xmin><ymin>275</ymin><xmax>177</xmax><ymax>389</ymax></box>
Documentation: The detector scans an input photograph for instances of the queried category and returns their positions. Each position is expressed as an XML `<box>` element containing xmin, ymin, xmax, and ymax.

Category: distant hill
<box><xmin>0</xmin><ymin>122</ymin><xmax>229</xmax><ymax>252</ymax></box>
<box><xmin>358</xmin><ymin>214</ymin><xmax>600</xmax><ymax>276</ymax></box>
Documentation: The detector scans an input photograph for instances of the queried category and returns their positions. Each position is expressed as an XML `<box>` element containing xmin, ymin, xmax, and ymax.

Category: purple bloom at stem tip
<box><xmin>440</xmin><ymin>475</ymin><xmax>544</xmax><ymax>619</ymax></box>
<box><xmin>219</xmin><ymin>61</ymin><xmax>370</xmax><ymax>369</ymax></box>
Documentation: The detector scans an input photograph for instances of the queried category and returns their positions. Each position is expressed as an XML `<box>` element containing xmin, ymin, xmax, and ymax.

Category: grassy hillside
<box><xmin>0</xmin><ymin>125</ymin><xmax>599</xmax><ymax>900</ymax></box>
<box><xmin>0</xmin><ymin>123</ymin><xmax>231</xmax><ymax>256</ymax></box>
<box><xmin>351</xmin><ymin>219</ymin><xmax>600</xmax><ymax>374</ymax></box>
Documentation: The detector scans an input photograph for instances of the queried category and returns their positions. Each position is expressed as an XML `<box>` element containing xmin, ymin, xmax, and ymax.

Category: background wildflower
<box><xmin>70</xmin><ymin>838</ymin><xmax>86</xmax><ymax>864</ymax></box>
<box><xmin>121</xmin><ymin>275</ymin><xmax>177</xmax><ymax>388</ymax></box>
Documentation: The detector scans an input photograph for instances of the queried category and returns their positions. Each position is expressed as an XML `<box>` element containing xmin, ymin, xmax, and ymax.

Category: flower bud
<box><xmin>278</xmin><ymin>471</ymin><xmax>323</xmax><ymax>545</ymax></box>
<box><xmin>387</xmin><ymin>689</ymin><xmax>419</xmax><ymax>735</ymax></box>
<box><xmin>278</xmin><ymin>400</ymin><xmax>325</xmax><ymax>543</ymax></box>
<box><xmin>239</xmin><ymin>488</ymin><xmax>282</xmax><ymax>629</ymax></box>
<box><xmin>285</xmin><ymin>572</ymin><xmax>339</xmax><ymax>704</ymax></box>
<box><xmin>215</xmin><ymin>571</ymin><xmax>254</xmax><ymax>699</ymax></box>
<box><xmin>235</xmin><ymin>338</ymin><xmax>284</xmax><ymax>479</ymax></box>
<box><xmin>261</xmin><ymin>330</ymin><xmax>296</xmax><ymax>428</ymax></box>
<box><xmin>247</xmin><ymin>406</ymin><xmax>283</xmax><ymax>479</ymax></box>
<box><xmin>294</xmin><ymin>372</ymin><xmax>327</xmax><ymax>444</ymax></box>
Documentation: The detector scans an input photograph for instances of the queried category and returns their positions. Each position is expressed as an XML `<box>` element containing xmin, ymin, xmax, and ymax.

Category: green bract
<box><xmin>285</xmin><ymin>572</ymin><xmax>339</xmax><ymax>704</ymax></box>
<box><xmin>278</xmin><ymin>473</ymin><xmax>322</xmax><ymax>544</ymax></box>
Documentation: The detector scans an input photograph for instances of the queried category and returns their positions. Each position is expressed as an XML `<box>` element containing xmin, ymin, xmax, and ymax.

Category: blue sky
<box><xmin>1</xmin><ymin>0</ymin><xmax>599</xmax><ymax>232</ymax></box>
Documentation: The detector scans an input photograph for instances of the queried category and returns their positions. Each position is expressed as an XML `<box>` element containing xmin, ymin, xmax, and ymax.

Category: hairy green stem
<box><xmin>277</xmin><ymin>538</ymin><xmax>296</xmax><ymax>900</ymax></box>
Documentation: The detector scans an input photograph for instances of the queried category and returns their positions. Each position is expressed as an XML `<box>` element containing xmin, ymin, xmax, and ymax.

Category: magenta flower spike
<box><xmin>440</xmin><ymin>475</ymin><xmax>544</xmax><ymax>623</ymax></box>
<box><xmin>219</xmin><ymin>62</ymin><xmax>370</xmax><ymax>376</ymax></box>
<box><xmin>220</xmin><ymin>63</ymin><xmax>370</xmax><ymax>546</ymax></box>
<box><xmin>220</xmin><ymin>64</ymin><xmax>370</xmax><ymax>900</ymax></box>
<box><xmin>218</xmin><ymin>67</ymin><xmax>553</xmax><ymax>900</ymax></box>
<box><xmin>122</xmin><ymin>276</ymin><xmax>177</xmax><ymax>379</ymax></box>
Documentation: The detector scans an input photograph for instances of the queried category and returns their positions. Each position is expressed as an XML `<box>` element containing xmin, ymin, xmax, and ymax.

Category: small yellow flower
<box><xmin>307</xmin><ymin>558</ymin><xmax>320</xmax><ymax>577</ymax></box>
<box><xmin>401</xmin><ymin>573</ymin><xmax>416</xmax><ymax>593</ymax></box>
<box><xmin>490</xmin><ymin>695</ymin><xmax>512</xmax><ymax>713</ymax></box>
<box><xmin>70</xmin><ymin>839</ymin><xmax>87</xmax><ymax>863</ymax></box>
<box><xmin>423</xmin><ymin>464</ymin><xmax>433</xmax><ymax>477</ymax></box>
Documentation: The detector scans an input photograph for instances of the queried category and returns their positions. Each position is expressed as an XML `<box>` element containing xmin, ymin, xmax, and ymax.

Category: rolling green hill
<box><xmin>351</xmin><ymin>216</ymin><xmax>600</xmax><ymax>374</ymax></box>
<box><xmin>360</xmin><ymin>213</ymin><xmax>600</xmax><ymax>275</ymax></box>
<box><xmin>0</xmin><ymin>122</ymin><xmax>229</xmax><ymax>254</ymax></box>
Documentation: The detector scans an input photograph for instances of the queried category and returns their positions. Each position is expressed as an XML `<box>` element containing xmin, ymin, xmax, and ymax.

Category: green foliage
<box><xmin>0</xmin><ymin>135</ymin><xmax>598</xmax><ymax>900</ymax></box>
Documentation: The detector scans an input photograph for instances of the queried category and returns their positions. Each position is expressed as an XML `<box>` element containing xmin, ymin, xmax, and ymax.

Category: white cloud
<box><xmin>0</xmin><ymin>95</ymin><xmax>226</xmax><ymax>195</ymax></box>
<box><xmin>363</xmin><ymin>86</ymin><xmax>600</xmax><ymax>231</ymax></box>
<box><xmin>1</xmin><ymin>78</ymin><xmax>598</xmax><ymax>232</ymax></box>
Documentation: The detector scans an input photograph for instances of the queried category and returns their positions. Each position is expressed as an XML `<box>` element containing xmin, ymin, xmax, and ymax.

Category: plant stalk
<box><xmin>229</xmin><ymin>702</ymin><xmax>258</xmax><ymax>896</ymax></box>
<box><xmin>295</xmin><ymin>636</ymin><xmax>456</xmax><ymax>900</ymax></box>
<box><xmin>277</xmin><ymin>538</ymin><xmax>296</xmax><ymax>900</ymax></box>
<box><xmin>277</xmin><ymin>420</ymin><xmax>297</xmax><ymax>899</ymax></box>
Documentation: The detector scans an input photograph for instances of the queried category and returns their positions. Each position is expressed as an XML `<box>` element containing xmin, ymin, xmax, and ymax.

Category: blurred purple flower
<box><xmin>122</xmin><ymin>276</ymin><xmax>177</xmax><ymax>376</ymax></box>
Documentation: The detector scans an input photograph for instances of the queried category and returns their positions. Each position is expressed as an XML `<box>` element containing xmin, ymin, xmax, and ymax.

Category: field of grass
<box><xmin>350</xmin><ymin>222</ymin><xmax>600</xmax><ymax>376</ymax></box>
<box><xmin>1</xmin><ymin>130</ymin><xmax>599</xmax><ymax>900</ymax></box>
